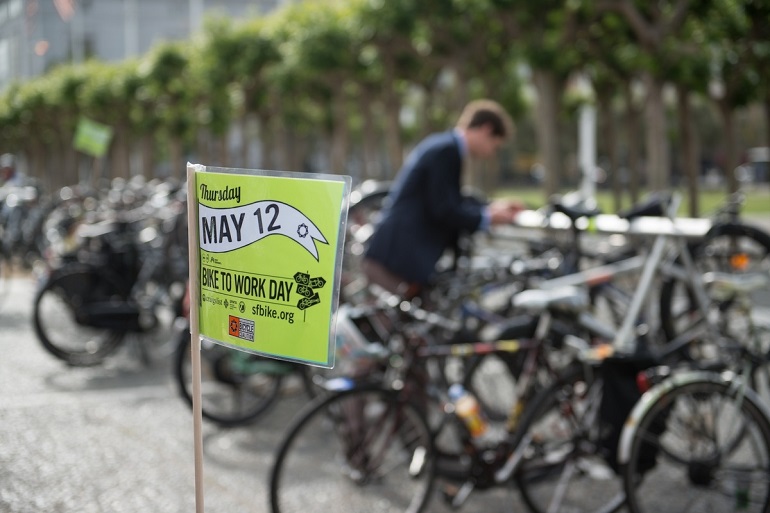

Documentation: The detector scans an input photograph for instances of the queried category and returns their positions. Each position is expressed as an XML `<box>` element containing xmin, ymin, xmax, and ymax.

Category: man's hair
<box><xmin>456</xmin><ymin>99</ymin><xmax>514</xmax><ymax>139</ymax></box>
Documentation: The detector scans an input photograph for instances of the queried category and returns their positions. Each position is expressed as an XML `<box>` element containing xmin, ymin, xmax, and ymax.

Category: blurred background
<box><xmin>0</xmin><ymin>0</ymin><xmax>768</xmax><ymax>216</ymax></box>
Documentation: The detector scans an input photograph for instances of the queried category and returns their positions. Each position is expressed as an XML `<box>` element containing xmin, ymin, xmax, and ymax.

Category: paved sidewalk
<box><xmin>0</xmin><ymin>278</ymin><xmax>523</xmax><ymax>513</ymax></box>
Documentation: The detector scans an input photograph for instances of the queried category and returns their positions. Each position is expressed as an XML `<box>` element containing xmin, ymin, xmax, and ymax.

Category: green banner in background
<box><xmin>194</xmin><ymin>167</ymin><xmax>350</xmax><ymax>368</ymax></box>
<box><xmin>74</xmin><ymin>117</ymin><xmax>113</xmax><ymax>157</ymax></box>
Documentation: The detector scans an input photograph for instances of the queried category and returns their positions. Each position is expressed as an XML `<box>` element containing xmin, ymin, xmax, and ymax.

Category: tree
<box><xmin>667</xmin><ymin>13</ymin><xmax>711</xmax><ymax>216</ymax></box>
<box><xmin>273</xmin><ymin>1</ymin><xmax>365</xmax><ymax>174</ymax></box>
<box><xmin>571</xmin><ymin>4</ymin><xmax>646</xmax><ymax>207</ymax></box>
<box><xmin>703</xmin><ymin>0</ymin><xmax>759</xmax><ymax>193</ymax></box>
<box><xmin>492</xmin><ymin>0</ymin><xmax>583</xmax><ymax>198</ymax></box>
<box><xmin>745</xmin><ymin>0</ymin><xmax>770</xmax><ymax>158</ymax></box>
<box><xmin>353</xmin><ymin>0</ymin><xmax>423</xmax><ymax>172</ymax></box>
<box><xmin>137</xmin><ymin>42</ymin><xmax>196</xmax><ymax>179</ymax></box>
<box><xmin>78</xmin><ymin>60</ymin><xmax>143</xmax><ymax>181</ymax></box>
<box><xmin>192</xmin><ymin>17</ymin><xmax>242</xmax><ymax>167</ymax></box>
<box><xmin>600</xmin><ymin>0</ymin><xmax>698</xmax><ymax>192</ymax></box>
<box><xmin>227</xmin><ymin>17</ymin><xmax>282</xmax><ymax>168</ymax></box>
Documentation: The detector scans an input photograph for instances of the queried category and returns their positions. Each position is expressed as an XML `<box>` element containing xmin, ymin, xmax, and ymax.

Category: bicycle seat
<box><xmin>551</xmin><ymin>201</ymin><xmax>602</xmax><ymax>223</ymax></box>
<box><xmin>76</xmin><ymin>220</ymin><xmax>119</xmax><ymax>239</ymax></box>
<box><xmin>617</xmin><ymin>191</ymin><xmax>672</xmax><ymax>220</ymax></box>
<box><xmin>513</xmin><ymin>285</ymin><xmax>590</xmax><ymax>314</ymax></box>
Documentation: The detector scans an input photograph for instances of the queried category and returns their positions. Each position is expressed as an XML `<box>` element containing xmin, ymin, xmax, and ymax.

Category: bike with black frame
<box><xmin>32</xmin><ymin>198</ymin><xmax>187</xmax><ymax>367</ymax></box>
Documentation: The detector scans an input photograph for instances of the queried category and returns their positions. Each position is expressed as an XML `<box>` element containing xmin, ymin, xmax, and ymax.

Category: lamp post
<box><xmin>575</xmin><ymin>75</ymin><xmax>598</xmax><ymax>207</ymax></box>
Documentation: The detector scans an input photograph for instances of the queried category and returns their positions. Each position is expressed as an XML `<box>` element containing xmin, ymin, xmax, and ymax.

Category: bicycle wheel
<box><xmin>513</xmin><ymin>365</ymin><xmax>627</xmax><ymax>513</ymax></box>
<box><xmin>33</xmin><ymin>265</ymin><xmax>125</xmax><ymax>366</ymax></box>
<box><xmin>622</xmin><ymin>375</ymin><xmax>770</xmax><ymax>513</ymax></box>
<box><xmin>270</xmin><ymin>387</ymin><xmax>436</xmax><ymax>513</ymax></box>
<box><xmin>660</xmin><ymin>222</ymin><xmax>770</xmax><ymax>343</ymax></box>
<box><xmin>174</xmin><ymin>330</ymin><xmax>284</xmax><ymax>427</ymax></box>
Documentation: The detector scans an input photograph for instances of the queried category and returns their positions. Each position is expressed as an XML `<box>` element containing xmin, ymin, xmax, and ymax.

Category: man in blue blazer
<box><xmin>363</xmin><ymin>99</ymin><xmax>524</xmax><ymax>298</ymax></box>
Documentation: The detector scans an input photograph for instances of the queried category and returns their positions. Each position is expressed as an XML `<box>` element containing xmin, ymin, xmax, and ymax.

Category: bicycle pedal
<box><xmin>408</xmin><ymin>446</ymin><xmax>427</xmax><ymax>477</ymax></box>
<box><xmin>441</xmin><ymin>481</ymin><xmax>474</xmax><ymax>509</ymax></box>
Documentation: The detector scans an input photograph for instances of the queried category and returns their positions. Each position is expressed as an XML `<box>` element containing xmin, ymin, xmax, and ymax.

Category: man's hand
<box><xmin>488</xmin><ymin>199</ymin><xmax>526</xmax><ymax>224</ymax></box>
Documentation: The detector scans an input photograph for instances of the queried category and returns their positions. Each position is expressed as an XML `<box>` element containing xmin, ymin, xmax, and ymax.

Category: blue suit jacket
<box><xmin>364</xmin><ymin>131</ymin><xmax>485</xmax><ymax>285</ymax></box>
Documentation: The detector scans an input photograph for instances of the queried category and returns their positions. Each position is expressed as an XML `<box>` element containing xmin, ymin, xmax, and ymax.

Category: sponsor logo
<box><xmin>228</xmin><ymin>315</ymin><xmax>255</xmax><ymax>342</ymax></box>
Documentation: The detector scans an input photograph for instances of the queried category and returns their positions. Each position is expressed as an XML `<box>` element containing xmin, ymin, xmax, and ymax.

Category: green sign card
<box><xmin>73</xmin><ymin>117</ymin><xmax>114</xmax><ymax>157</ymax></box>
<box><xmin>193</xmin><ymin>166</ymin><xmax>350</xmax><ymax>368</ymax></box>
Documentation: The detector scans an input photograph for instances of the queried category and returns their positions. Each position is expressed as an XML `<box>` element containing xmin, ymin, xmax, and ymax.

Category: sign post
<box><xmin>186</xmin><ymin>163</ymin><xmax>350</xmax><ymax>511</ymax></box>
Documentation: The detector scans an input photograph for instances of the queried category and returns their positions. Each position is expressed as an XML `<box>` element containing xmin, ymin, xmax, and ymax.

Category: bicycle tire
<box><xmin>173</xmin><ymin>329</ymin><xmax>285</xmax><ymax>427</ymax></box>
<box><xmin>269</xmin><ymin>386</ymin><xmax>436</xmax><ymax>513</ymax></box>
<box><xmin>33</xmin><ymin>265</ymin><xmax>125</xmax><ymax>366</ymax></box>
<box><xmin>659</xmin><ymin>222</ymin><xmax>770</xmax><ymax>343</ymax></box>
<box><xmin>513</xmin><ymin>364</ymin><xmax>628</xmax><ymax>513</ymax></box>
<box><xmin>622</xmin><ymin>374</ymin><xmax>770</xmax><ymax>513</ymax></box>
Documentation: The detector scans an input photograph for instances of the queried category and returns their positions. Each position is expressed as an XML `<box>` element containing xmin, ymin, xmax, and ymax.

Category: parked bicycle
<box><xmin>268</xmin><ymin>192</ymin><xmax>770</xmax><ymax>513</ymax></box>
<box><xmin>32</xmin><ymin>184</ymin><xmax>187</xmax><ymax>366</ymax></box>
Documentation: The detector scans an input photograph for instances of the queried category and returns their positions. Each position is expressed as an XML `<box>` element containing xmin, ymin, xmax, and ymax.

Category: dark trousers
<box><xmin>362</xmin><ymin>258</ymin><xmax>422</xmax><ymax>300</ymax></box>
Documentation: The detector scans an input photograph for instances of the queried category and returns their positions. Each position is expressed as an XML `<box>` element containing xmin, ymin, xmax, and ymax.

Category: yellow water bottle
<box><xmin>449</xmin><ymin>384</ymin><xmax>488</xmax><ymax>438</ymax></box>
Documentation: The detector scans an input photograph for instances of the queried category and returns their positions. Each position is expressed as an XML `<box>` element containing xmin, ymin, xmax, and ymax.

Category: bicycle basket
<box><xmin>333</xmin><ymin>304</ymin><xmax>388</xmax><ymax>375</ymax></box>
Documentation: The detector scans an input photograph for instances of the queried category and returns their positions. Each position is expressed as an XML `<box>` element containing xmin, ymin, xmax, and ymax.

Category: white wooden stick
<box><xmin>186</xmin><ymin>163</ymin><xmax>205</xmax><ymax>513</ymax></box>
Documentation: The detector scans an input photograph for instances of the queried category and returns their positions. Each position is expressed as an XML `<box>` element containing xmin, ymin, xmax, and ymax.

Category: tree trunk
<box><xmin>765</xmin><ymin>94</ymin><xmax>770</xmax><ymax>170</ymax></box>
<box><xmin>718</xmin><ymin>100</ymin><xmax>739</xmax><ymax>194</ymax></box>
<box><xmin>66</xmin><ymin>146</ymin><xmax>78</xmax><ymax>185</ymax></box>
<box><xmin>73</xmin><ymin>150</ymin><xmax>82</xmax><ymax>184</ymax></box>
<box><xmin>216</xmin><ymin>134</ymin><xmax>228</xmax><ymax>168</ymax></box>
<box><xmin>59</xmin><ymin>120</ymin><xmax>78</xmax><ymax>185</ymax></box>
<box><xmin>597</xmin><ymin>91</ymin><xmax>621</xmax><ymax>211</ymax></box>
<box><xmin>453</xmin><ymin>67</ymin><xmax>470</xmax><ymax>114</ymax></box>
<box><xmin>50</xmin><ymin>138</ymin><xmax>65</xmax><ymax>189</ymax></box>
<box><xmin>51</xmin><ymin>134</ymin><xmax>71</xmax><ymax>187</ymax></box>
<box><xmin>274</xmin><ymin>114</ymin><xmax>289</xmax><ymax>172</ymax></box>
<box><xmin>26</xmin><ymin>143</ymin><xmax>46</xmax><ymax>189</ymax></box>
<box><xmin>196</xmin><ymin>130</ymin><xmax>210</xmax><ymax>167</ymax></box>
<box><xmin>382</xmin><ymin>55</ymin><xmax>403</xmax><ymax>177</ymax></box>
<box><xmin>532</xmin><ymin>68</ymin><xmax>563</xmax><ymax>199</ymax></box>
<box><xmin>643</xmin><ymin>73</ymin><xmax>670</xmax><ymax>192</ymax></box>
<box><xmin>256</xmin><ymin>112</ymin><xmax>273</xmax><ymax>169</ymax></box>
<box><xmin>329</xmin><ymin>90</ymin><xmax>349</xmax><ymax>174</ymax></box>
<box><xmin>170</xmin><ymin>137</ymin><xmax>184</xmax><ymax>180</ymax></box>
<box><xmin>111</xmin><ymin>124</ymin><xmax>130</xmax><ymax>178</ymax></box>
<box><xmin>623</xmin><ymin>81</ymin><xmax>642</xmax><ymax>204</ymax></box>
<box><xmin>360</xmin><ymin>92</ymin><xmax>380</xmax><ymax>180</ymax></box>
<box><xmin>676</xmin><ymin>85</ymin><xmax>699</xmax><ymax>217</ymax></box>
<box><xmin>239</xmin><ymin>115</ymin><xmax>250</xmax><ymax>168</ymax></box>
<box><xmin>141</xmin><ymin>134</ymin><xmax>154</xmax><ymax>179</ymax></box>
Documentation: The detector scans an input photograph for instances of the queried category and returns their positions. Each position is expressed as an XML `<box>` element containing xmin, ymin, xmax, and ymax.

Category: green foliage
<box><xmin>0</xmin><ymin>0</ymin><xmax>767</xmax><ymax>186</ymax></box>
<box><xmin>137</xmin><ymin>42</ymin><xmax>196</xmax><ymax>143</ymax></box>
